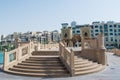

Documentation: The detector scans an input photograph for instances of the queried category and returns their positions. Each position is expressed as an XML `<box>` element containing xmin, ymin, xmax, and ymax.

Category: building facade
<box><xmin>51</xmin><ymin>30</ymin><xmax>60</xmax><ymax>43</ymax></box>
<box><xmin>91</xmin><ymin>21</ymin><xmax>120</xmax><ymax>49</ymax></box>
<box><xmin>65</xmin><ymin>21</ymin><xmax>120</xmax><ymax>49</ymax></box>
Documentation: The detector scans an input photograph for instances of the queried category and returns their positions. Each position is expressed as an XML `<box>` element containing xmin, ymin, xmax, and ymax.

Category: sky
<box><xmin>0</xmin><ymin>0</ymin><xmax>120</xmax><ymax>35</ymax></box>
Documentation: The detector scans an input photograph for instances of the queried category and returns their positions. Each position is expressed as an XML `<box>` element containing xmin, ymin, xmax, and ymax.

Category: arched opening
<box><xmin>84</xmin><ymin>32</ymin><xmax>88</xmax><ymax>37</ymax></box>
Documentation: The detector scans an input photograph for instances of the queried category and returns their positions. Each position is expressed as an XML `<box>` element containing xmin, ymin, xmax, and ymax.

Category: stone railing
<box><xmin>111</xmin><ymin>48</ymin><xmax>120</xmax><ymax>56</ymax></box>
<box><xmin>4</xmin><ymin>41</ymin><xmax>34</xmax><ymax>71</ymax></box>
<box><xmin>81</xmin><ymin>34</ymin><xmax>107</xmax><ymax>65</ymax></box>
<box><xmin>59</xmin><ymin>42</ymin><xmax>74</xmax><ymax>76</ymax></box>
<box><xmin>35</xmin><ymin>42</ymin><xmax>59</xmax><ymax>50</ymax></box>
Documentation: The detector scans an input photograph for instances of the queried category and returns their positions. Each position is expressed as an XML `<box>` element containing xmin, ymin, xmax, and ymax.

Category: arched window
<box><xmin>84</xmin><ymin>32</ymin><xmax>88</xmax><ymax>37</ymax></box>
<box><xmin>64</xmin><ymin>33</ymin><xmax>68</xmax><ymax>38</ymax></box>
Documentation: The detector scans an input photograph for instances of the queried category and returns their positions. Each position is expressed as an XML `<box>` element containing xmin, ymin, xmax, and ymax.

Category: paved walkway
<box><xmin>0</xmin><ymin>52</ymin><xmax>120</xmax><ymax>80</ymax></box>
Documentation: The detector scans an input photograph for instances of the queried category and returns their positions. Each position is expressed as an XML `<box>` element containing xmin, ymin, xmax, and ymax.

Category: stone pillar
<box><xmin>29</xmin><ymin>41</ymin><xmax>32</xmax><ymax>56</ymax></box>
<box><xmin>70</xmin><ymin>49</ymin><xmax>74</xmax><ymax>76</ymax></box>
<box><xmin>97</xmin><ymin>33</ymin><xmax>107</xmax><ymax>65</ymax></box>
<box><xmin>17</xmin><ymin>43</ymin><xmax>21</xmax><ymax>61</ymax></box>
<box><xmin>98</xmin><ymin>33</ymin><xmax>106</xmax><ymax>49</ymax></box>
<box><xmin>81</xmin><ymin>37</ymin><xmax>84</xmax><ymax>49</ymax></box>
<box><xmin>3</xmin><ymin>49</ymin><xmax>8</xmax><ymax>71</ymax></box>
<box><xmin>69</xmin><ymin>40</ymin><xmax>73</xmax><ymax>47</ymax></box>
<box><xmin>96</xmin><ymin>49</ymin><xmax>107</xmax><ymax>65</ymax></box>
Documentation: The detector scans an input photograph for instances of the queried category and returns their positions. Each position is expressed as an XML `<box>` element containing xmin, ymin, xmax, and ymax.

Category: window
<box><xmin>76</xmin><ymin>31</ymin><xmax>80</xmax><ymax>33</ymax></box>
<box><xmin>95</xmin><ymin>25</ymin><xmax>98</xmax><ymax>28</ymax></box>
<box><xmin>95</xmin><ymin>30</ymin><xmax>99</xmax><ymax>32</ymax></box>
<box><xmin>109</xmin><ymin>25</ymin><xmax>112</xmax><ymax>27</ymax></box>
<box><xmin>106</xmin><ymin>44</ymin><xmax>108</xmax><ymax>46</ymax></box>
<box><xmin>73</xmin><ymin>31</ymin><xmax>75</xmax><ymax>33</ymax></box>
<box><xmin>91</xmin><ymin>26</ymin><xmax>93</xmax><ymax>29</ymax></box>
<box><xmin>95</xmin><ymin>33</ymin><xmax>98</xmax><ymax>35</ymax></box>
<box><xmin>110</xmin><ymin>33</ymin><xmax>113</xmax><ymax>35</ymax></box>
<box><xmin>109</xmin><ymin>29</ymin><xmax>113</xmax><ymax>31</ymax></box>
<box><xmin>114</xmin><ymin>24</ymin><xmax>116</xmax><ymax>27</ymax></box>
<box><xmin>118</xmin><ymin>29</ymin><xmax>120</xmax><ymax>32</ymax></box>
<box><xmin>111</xmin><ymin>44</ymin><xmax>114</xmax><ymax>46</ymax></box>
<box><xmin>100</xmin><ymin>30</ymin><xmax>103</xmax><ymax>32</ymax></box>
<box><xmin>84</xmin><ymin>32</ymin><xmax>88</xmax><ymax>37</ymax></box>
<box><xmin>104</xmin><ymin>30</ymin><xmax>108</xmax><ymax>32</ymax></box>
<box><xmin>64</xmin><ymin>33</ymin><xmax>67</xmax><ymax>38</ymax></box>
<box><xmin>100</xmin><ymin>26</ymin><xmax>102</xmax><ymax>29</ymax></box>
<box><xmin>104</xmin><ymin>33</ymin><xmax>108</xmax><ymax>36</ymax></box>
<box><xmin>91</xmin><ymin>34</ymin><xmax>94</xmax><ymax>37</ymax></box>
<box><xmin>111</xmin><ymin>38</ymin><xmax>113</xmax><ymax>41</ymax></box>
<box><xmin>72</xmin><ymin>27</ymin><xmax>75</xmax><ymax>29</ymax></box>
<box><xmin>104</xmin><ymin>24</ymin><xmax>107</xmax><ymax>29</ymax></box>
<box><xmin>118</xmin><ymin>25</ymin><xmax>120</xmax><ymax>28</ymax></box>
<box><xmin>114</xmin><ymin>29</ymin><xmax>117</xmax><ymax>32</ymax></box>
<box><xmin>115</xmin><ymin>33</ymin><xmax>117</xmax><ymax>36</ymax></box>
<box><xmin>106</xmin><ymin>38</ymin><xmax>108</xmax><ymax>41</ymax></box>
<box><xmin>115</xmin><ymin>39</ymin><xmax>117</xmax><ymax>42</ymax></box>
<box><xmin>118</xmin><ymin>33</ymin><xmax>120</xmax><ymax>35</ymax></box>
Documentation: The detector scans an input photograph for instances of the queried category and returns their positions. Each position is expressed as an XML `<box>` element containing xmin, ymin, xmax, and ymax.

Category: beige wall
<box><xmin>81</xmin><ymin>33</ymin><xmax>107</xmax><ymax>65</ymax></box>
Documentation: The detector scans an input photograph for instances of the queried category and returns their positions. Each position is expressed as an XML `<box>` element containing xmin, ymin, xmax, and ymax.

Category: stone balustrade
<box><xmin>35</xmin><ymin>42</ymin><xmax>59</xmax><ymax>50</ymax></box>
<box><xmin>4</xmin><ymin>41</ymin><xmax>35</xmax><ymax>71</ymax></box>
<box><xmin>59</xmin><ymin>42</ymin><xmax>74</xmax><ymax>76</ymax></box>
<box><xmin>111</xmin><ymin>48</ymin><xmax>120</xmax><ymax>56</ymax></box>
<box><xmin>81</xmin><ymin>33</ymin><xmax>107</xmax><ymax>65</ymax></box>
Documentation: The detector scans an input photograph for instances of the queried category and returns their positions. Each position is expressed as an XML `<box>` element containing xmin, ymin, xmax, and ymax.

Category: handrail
<box><xmin>111</xmin><ymin>48</ymin><xmax>120</xmax><ymax>56</ymax></box>
<box><xmin>3</xmin><ymin>41</ymin><xmax>34</xmax><ymax>71</ymax></box>
<box><xmin>59</xmin><ymin>42</ymin><xmax>74</xmax><ymax>76</ymax></box>
<box><xmin>37</xmin><ymin>43</ymin><xmax>59</xmax><ymax>50</ymax></box>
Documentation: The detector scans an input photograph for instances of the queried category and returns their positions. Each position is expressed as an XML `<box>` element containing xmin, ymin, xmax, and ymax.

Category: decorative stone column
<box><xmin>98</xmin><ymin>33</ymin><xmax>106</xmax><ymax>49</ymax></box>
<box><xmin>81</xmin><ymin>37</ymin><xmax>84</xmax><ymax>50</ymax></box>
<box><xmin>17</xmin><ymin>43</ymin><xmax>21</xmax><ymax>61</ymax></box>
<box><xmin>97</xmin><ymin>33</ymin><xmax>107</xmax><ymax>65</ymax></box>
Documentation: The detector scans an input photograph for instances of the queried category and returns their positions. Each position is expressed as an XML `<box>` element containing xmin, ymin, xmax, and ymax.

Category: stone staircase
<box><xmin>5</xmin><ymin>51</ymin><xmax>105</xmax><ymax>77</ymax></box>
<box><xmin>74</xmin><ymin>55</ymin><xmax>105</xmax><ymax>76</ymax></box>
<box><xmin>7</xmin><ymin>55</ymin><xmax>70</xmax><ymax>77</ymax></box>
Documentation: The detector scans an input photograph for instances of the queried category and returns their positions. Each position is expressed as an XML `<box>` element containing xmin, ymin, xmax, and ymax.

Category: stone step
<box><xmin>75</xmin><ymin>64</ymin><xmax>101</xmax><ymax>71</ymax></box>
<box><xmin>13</xmin><ymin>65</ymin><xmax>66</xmax><ymax>69</ymax></box>
<box><xmin>18</xmin><ymin>62</ymin><xmax>64</xmax><ymax>66</ymax></box>
<box><xmin>32</xmin><ymin>51</ymin><xmax>59</xmax><ymax>56</ymax></box>
<box><xmin>75</xmin><ymin>62</ymin><xmax>94</xmax><ymax>68</ymax></box>
<box><xmin>9</xmin><ymin>67</ymin><xmax>68</xmax><ymax>73</ymax></box>
<box><xmin>26</xmin><ymin>58</ymin><xmax>60</xmax><ymax>61</ymax></box>
<box><xmin>74</xmin><ymin>56</ymin><xmax>82</xmax><ymax>58</ymax></box>
<box><xmin>29</xmin><ymin>56</ymin><xmax>59</xmax><ymax>59</ymax></box>
<box><xmin>22</xmin><ymin>60</ymin><xmax>62</xmax><ymax>64</ymax></box>
<box><xmin>74</xmin><ymin>59</ymin><xmax>88</xmax><ymax>62</ymax></box>
<box><xmin>75</xmin><ymin>65</ymin><xmax>105</xmax><ymax>75</ymax></box>
<box><xmin>6</xmin><ymin>70</ymin><xmax>70</xmax><ymax>77</ymax></box>
<box><xmin>74</xmin><ymin>60</ymin><xmax>90</xmax><ymax>65</ymax></box>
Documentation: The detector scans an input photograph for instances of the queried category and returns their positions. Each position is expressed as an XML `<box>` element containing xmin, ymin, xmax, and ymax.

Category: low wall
<box><xmin>32</xmin><ymin>51</ymin><xmax>59</xmax><ymax>56</ymax></box>
<box><xmin>74</xmin><ymin>51</ymin><xmax>81</xmax><ymax>55</ymax></box>
<box><xmin>81</xmin><ymin>49</ymin><xmax>107</xmax><ymax>65</ymax></box>
<box><xmin>4</xmin><ymin>41</ymin><xmax>34</xmax><ymax>71</ymax></box>
<box><xmin>112</xmin><ymin>49</ymin><xmax>120</xmax><ymax>56</ymax></box>
<box><xmin>59</xmin><ymin>42</ymin><xmax>74</xmax><ymax>76</ymax></box>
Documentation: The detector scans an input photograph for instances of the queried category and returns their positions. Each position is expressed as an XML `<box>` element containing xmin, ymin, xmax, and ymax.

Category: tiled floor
<box><xmin>0</xmin><ymin>52</ymin><xmax>120</xmax><ymax>80</ymax></box>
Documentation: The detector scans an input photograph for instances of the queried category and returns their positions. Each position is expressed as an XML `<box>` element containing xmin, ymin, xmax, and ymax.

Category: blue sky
<box><xmin>0</xmin><ymin>0</ymin><xmax>120</xmax><ymax>35</ymax></box>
